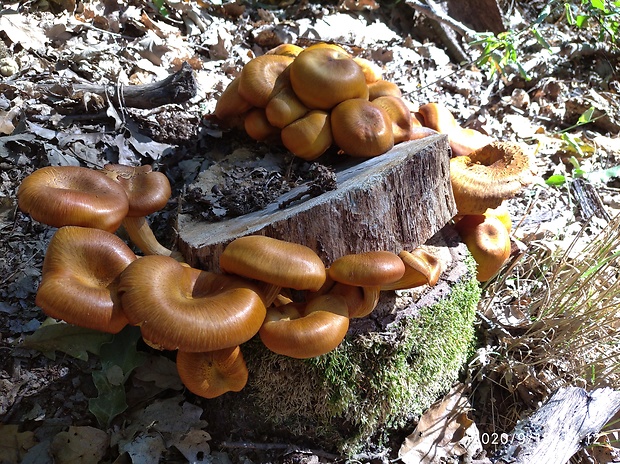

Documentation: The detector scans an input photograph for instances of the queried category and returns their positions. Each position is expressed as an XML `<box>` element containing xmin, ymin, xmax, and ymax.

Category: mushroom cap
<box><xmin>265</xmin><ymin>85</ymin><xmax>309</xmax><ymax>129</ymax></box>
<box><xmin>119</xmin><ymin>255</ymin><xmax>266</xmax><ymax>352</ymax></box>
<box><xmin>450</xmin><ymin>141</ymin><xmax>534</xmax><ymax>215</ymax></box>
<box><xmin>353</xmin><ymin>56</ymin><xmax>383</xmax><ymax>83</ymax></box>
<box><xmin>367</xmin><ymin>79</ymin><xmax>402</xmax><ymax>100</ymax></box>
<box><xmin>289</xmin><ymin>47</ymin><xmax>369</xmax><ymax>110</ymax></box>
<box><xmin>483</xmin><ymin>203</ymin><xmax>512</xmax><ymax>233</ymax></box>
<box><xmin>331</xmin><ymin>98</ymin><xmax>394</xmax><ymax>158</ymax></box>
<box><xmin>328</xmin><ymin>250</ymin><xmax>405</xmax><ymax>287</ymax></box>
<box><xmin>176</xmin><ymin>346</ymin><xmax>248</xmax><ymax>398</ymax></box>
<box><xmin>449</xmin><ymin>128</ymin><xmax>495</xmax><ymax>157</ymax></box>
<box><xmin>381</xmin><ymin>248</ymin><xmax>443</xmax><ymax>290</ymax></box>
<box><xmin>323</xmin><ymin>281</ymin><xmax>379</xmax><ymax>319</ymax></box>
<box><xmin>371</xmin><ymin>95</ymin><xmax>414</xmax><ymax>144</ymax></box>
<box><xmin>455</xmin><ymin>214</ymin><xmax>512</xmax><ymax>282</ymax></box>
<box><xmin>265</xmin><ymin>43</ymin><xmax>304</xmax><ymax>58</ymax></box>
<box><xmin>35</xmin><ymin>226</ymin><xmax>136</xmax><ymax>333</ymax></box>
<box><xmin>280</xmin><ymin>110</ymin><xmax>333</xmax><ymax>161</ymax></box>
<box><xmin>220</xmin><ymin>235</ymin><xmax>327</xmax><ymax>291</ymax></box>
<box><xmin>214</xmin><ymin>75</ymin><xmax>253</xmax><ymax>124</ymax></box>
<box><xmin>17</xmin><ymin>166</ymin><xmax>129</xmax><ymax>233</ymax></box>
<box><xmin>244</xmin><ymin>107</ymin><xmax>281</xmax><ymax>142</ymax></box>
<box><xmin>237</xmin><ymin>54</ymin><xmax>294</xmax><ymax>108</ymax></box>
<box><xmin>417</xmin><ymin>102</ymin><xmax>460</xmax><ymax>134</ymax></box>
<box><xmin>102</xmin><ymin>164</ymin><xmax>171</xmax><ymax>217</ymax></box>
<box><xmin>259</xmin><ymin>294</ymin><xmax>350</xmax><ymax>358</ymax></box>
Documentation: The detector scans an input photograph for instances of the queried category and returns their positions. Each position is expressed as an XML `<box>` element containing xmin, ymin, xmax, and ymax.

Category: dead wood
<box><xmin>177</xmin><ymin>134</ymin><xmax>456</xmax><ymax>271</ymax></box>
<box><xmin>494</xmin><ymin>386</ymin><xmax>620</xmax><ymax>464</ymax></box>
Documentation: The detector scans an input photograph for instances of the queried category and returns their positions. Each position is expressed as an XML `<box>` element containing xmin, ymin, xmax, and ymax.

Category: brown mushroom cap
<box><xmin>265</xmin><ymin>43</ymin><xmax>304</xmax><ymax>58</ymax></box>
<box><xmin>381</xmin><ymin>248</ymin><xmax>443</xmax><ymax>290</ymax></box>
<box><xmin>353</xmin><ymin>56</ymin><xmax>382</xmax><ymax>83</ymax></box>
<box><xmin>102</xmin><ymin>164</ymin><xmax>171</xmax><ymax>217</ymax></box>
<box><xmin>328</xmin><ymin>250</ymin><xmax>405</xmax><ymax>287</ymax></box>
<box><xmin>259</xmin><ymin>294</ymin><xmax>350</xmax><ymax>358</ymax></box>
<box><xmin>280</xmin><ymin>110</ymin><xmax>333</xmax><ymax>161</ymax></box>
<box><xmin>119</xmin><ymin>255</ymin><xmax>266</xmax><ymax>352</ymax></box>
<box><xmin>368</xmin><ymin>79</ymin><xmax>402</xmax><ymax>100</ymax></box>
<box><xmin>35</xmin><ymin>226</ymin><xmax>136</xmax><ymax>334</ymax></box>
<box><xmin>455</xmin><ymin>214</ymin><xmax>512</xmax><ymax>282</ymax></box>
<box><xmin>331</xmin><ymin>98</ymin><xmax>394</xmax><ymax>158</ymax></box>
<box><xmin>237</xmin><ymin>54</ymin><xmax>294</xmax><ymax>108</ymax></box>
<box><xmin>417</xmin><ymin>102</ymin><xmax>460</xmax><ymax>134</ymax></box>
<box><xmin>17</xmin><ymin>166</ymin><xmax>129</xmax><ymax>233</ymax></box>
<box><xmin>289</xmin><ymin>47</ymin><xmax>369</xmax><ymax>110</ymax></box>
<box><xmin>244</xmin><ymin>107</ymin><xmax>281</xmax><ymax>142</ymax></box>
<box><xmin>265</xmin><ymin>85</ymin><xmax>309</xmax><ymax>129</ymax></box>
<box><xmin>214</xmin><ymin>75</ymin><xmax>253</xmax><ymax>124</ymax></box>
<box><xmin>176</xmin><ymin>346</ymin><xmax>248</xmax><ymax>398</ymax></box>
<box><xmin>220</xmin><ymin>235</ymin><xmax>327</xmax><ymax>292</ymax></box>
<box><xmin>371</xmin><ymin>95</ymin><xmax>414</xmax><ymax>144</ymax></box>
<box><xmin>450</xmin><ymin>141</ymin><xmax>534</xmax><ymax>215</ymax></box>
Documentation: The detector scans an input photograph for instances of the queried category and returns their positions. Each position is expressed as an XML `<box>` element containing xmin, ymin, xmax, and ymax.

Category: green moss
<box><xmin>244</xmin><ymin>255</ymin><xmax>480</xmax><ymax>454</ymax></box>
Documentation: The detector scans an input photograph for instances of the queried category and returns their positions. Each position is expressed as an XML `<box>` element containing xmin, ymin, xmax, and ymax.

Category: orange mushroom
<box><xmin>280</xmin><ymin>110</ymin><xmax>333</xmax><ymax>161</ymax></box>
<box><xmin>381</xmin><ymin>248</ymin><xmax>442</xmax><ymax>290</ymax></box>
<box><xmin>102</xmin><ymin>164</ymin><xmax>182</xmax><ymax>260</ymax></box>
<box><xmin>331</xmin><ymin>98</ymin><xmax>394</xmax><ymax>158</ymax></box>
<box><xmin>244</xmin><ymin>107</ymin><xmax>281</xmax><ymax>142</ymax></box>
<box><xmin>371</xmin><ymin>95</ymin><xmax>414</xmax><ymax>144</ymax></box>
<box><xmin>213</xmin><ymin>76</ymin><xmax>253</xmax><ymax>126</ymax></box>
<box><xmin>265</xmin><ymin>85</ymin><xmax>309</xmax><ymax>129</ymax></box>
<box><xmin>455</xmin><ymin>214</ymin><xmax>512</xmax><ymax>282</ymax></box>
<box><xmin>289</xmin><ymin>45</ymin><xmax>369</xmax><ymax>110</ymax></box>
<box><xmin>118</xmin><ymin>255</ymin><xmax>266</xmax><ymax>352</ymax></box>
<box><xmin>35</xmin><ymin>226</ymin><xmax>136</xmax><ymax>334</ymax></box>
<box><xmin>328</xmin><ymin>250</ymin><xmax>405</xmax><ymax>318</ymax></box>
<box><xmin>237</xmin><ymin>54</ymin><xmax>294</xmax><ymax>108</ymax></box>
<box><xmin>265</xmin><ymin>43</ymin><xmax>304</xmax><ymax>58</ymax></box>
<box><xmin>259</xmin><ymin>294</ymin><xmax>350</xmax><ymax>359</ymax></box>
<box><xmin>17</xmin><ymin>166</ymin><xmax>129</xmax><ymax>233</ymax></box>
<box><xmin>353</xmin><ymin>56</ymin><xmax>382</xmax><ymax>83</ymax></box>
<box><xmin>176</xmin><ymin>346</ymin><xmax>248</xmax><ymax>398</ymax></box>
<box><xmin>368</xmin><ymin>80</ymin><xmax>402</xmax><ymax>100</ymax></box>
<box><xmin>450</xmin><ymin>141</ymin><xmax>534</xmax><ymax>215</ymax></box>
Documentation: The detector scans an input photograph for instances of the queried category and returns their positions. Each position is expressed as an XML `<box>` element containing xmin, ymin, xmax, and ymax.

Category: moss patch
<box><xmin>243</xmin><ymin>253</ymin><xmax>480</xmax><ymax>454</ymax></box>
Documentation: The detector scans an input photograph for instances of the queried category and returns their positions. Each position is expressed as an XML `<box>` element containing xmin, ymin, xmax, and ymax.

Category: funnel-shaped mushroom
<box><xmin>455</xmin><ymin>214</ymin><xmax>512</xmax><ymax>282</ymax></box>
<box><xmin>36</xmin><ymin>226</ymin><xmax>136</xmax><ymax>333</ymax></box>
<box><xmin>176</xmin><ymin>346</ymin><xmax>248</xmax><ymax>398</ymax></box>
<box><xmin>119</xmin><ymin>255</ymin><xmax>266</xmax><ymax>352</ymax></box>
<box><xmin>450</xmin><ymin>141</ymin><xmax>534</xmax><ymax>215</ymax></box>
<box><xmin>381</xmin><ymin>248</ymin><xmax>443</xmax><ymax>290</ymax></box>
<box><xmin>17</xmin><ymin>166</ymin><xmax>129</xmax><ymax>233</ymax></box>
<box><xmin>328</xmin><ymin>251</ymin><xmax>405</xmax><ymax>318</ymax></box>
<box><xmin>102</xmin><ymin>164</ymin><xmax>182</xmax><ymax>261</ymax></box>
<box><xmin>259</xmin><ymin>294</ymin><xmax>349</xmax><ymax>359</ymax></box>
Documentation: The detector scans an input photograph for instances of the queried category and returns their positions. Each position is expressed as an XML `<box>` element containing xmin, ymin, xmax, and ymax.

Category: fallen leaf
<box><xmin>172</xmin><ymin>429</ymin><xmax>212</xmax><ymax>463</ymax></box>
<box><xmin>399</xmin><ymin>384</ymin><xmax>482</xmax><ymax>464</ymax></box>
<box><xmin>49</xmin><ymin>426</ymin><xmax>109</xmax><ymax>464</ymax></box>
<box><xmin>0</xmin><ymin>424</ymin><xmax>36</xmax><ymax>464</ymax></box>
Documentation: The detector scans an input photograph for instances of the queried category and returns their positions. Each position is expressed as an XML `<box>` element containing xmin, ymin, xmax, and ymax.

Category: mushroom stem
<box><xmin>121</xmin><ymin>216</ymin><xmax>183</xmax><ymax>261</ymax></box>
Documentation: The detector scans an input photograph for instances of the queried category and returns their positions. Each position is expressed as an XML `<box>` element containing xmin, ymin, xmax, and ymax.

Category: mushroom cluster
<box><xmin>214</xmin><ymin>42</ymin><xmax>438</xmax><ymax>160</ymax></box>
<box><xmin>18</xmin><ymin>164</ymin><xmax>446</xmax><ymax>398</ymax></box>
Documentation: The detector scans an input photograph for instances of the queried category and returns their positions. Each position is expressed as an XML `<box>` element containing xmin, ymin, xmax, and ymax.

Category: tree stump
<box><xmin>175</xmin><ymin>134</ymin><xmax>481</xmax><ymax>453</ymax></box>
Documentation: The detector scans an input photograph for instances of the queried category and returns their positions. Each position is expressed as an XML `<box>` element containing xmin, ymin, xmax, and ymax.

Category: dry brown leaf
<box><xmin>49</xmin><ymin>426</ymin><xmax>109</xmax><ymax>464</ymax></box>
<box><xmin>398</xmin><ymin>384</ymin><xmax>482</xmax><ymax>464</ymax></box>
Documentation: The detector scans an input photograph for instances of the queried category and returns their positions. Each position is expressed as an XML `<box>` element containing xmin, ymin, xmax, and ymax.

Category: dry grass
<box><xmin>472</xmin><ymin>213</ymin><xmax>620</xmax><ymax>438</ymax></box>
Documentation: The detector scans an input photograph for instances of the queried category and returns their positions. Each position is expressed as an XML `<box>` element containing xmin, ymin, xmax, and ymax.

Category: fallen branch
<box><xmin>404</xmin><ymin>0</ymin><xmax>477</xmax><ymax>42</ymax></box>
<box><xmin>494</xmin><ymin>386</ymin><xmax>620</xmax><ymax>464</ymax></box>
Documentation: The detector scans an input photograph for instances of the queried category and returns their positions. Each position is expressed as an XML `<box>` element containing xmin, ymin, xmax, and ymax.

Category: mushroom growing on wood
<box><xmin>455</xmin><ymin>214</ymin><xmax>512</xmax><ymax>282</ymax></box>
<box><xmin>289</xmin><ymin>45</ymin><xmax>369</xmax><ymax>110</ymax></box>
<box><xmin>280</xmin><ymin>110</ymin><xmax>333</xmax><ymax>161</ymax></box>
<box><xmin>36</xmin><ymin>226</ymin><xmax>136</xmax><ymax>333</ymax></box>
<box><xmin>328</xmin><ymin>250</ymin><xmax>405</xmax><ymax>318</ymax></box>
<box><xmin>450</xmin><ymin>141</ymin><xmax>534</xmax><ymax>215</ymax></box>
<box><xmin>331</xmin><ymin>98</ymin><xmax>394</xmax><ymax>158</ymax></box>
<box><xmin>371</xmin><ymin>95</ymin><xmax>414</xmax><ymax>144</ymax></box>
<box><xmin>102</xmin><ymin>164</ymin><xmax>182</xmax><ymax>261</ymax></box>
<box><xmin>17</xmin><ymin>166</ymin><xmax>129</xmax><ymax>233</ymax></box>
<box><xmin>119</xmin><ymin>255</ymin><xmax>266</xmax><ymax>351</ymax></box>
<box><xmin>237</xmin><ymin>54</ymin><xmax>294</xmax><ymax>108</ymax></box>
<box><xmin>259</xmin><ymin>294</ymin><xmax>350</xmax><ymax>359</ymax></box>
<box><xmin>381</xmin><ymin>248</ymin><xmax>443</xmax><ymax>291</ymax></box>
<box><xmin>176</xmin><ymin>346</ymin><xmax>248</xmax><ymax>398</ymax></box>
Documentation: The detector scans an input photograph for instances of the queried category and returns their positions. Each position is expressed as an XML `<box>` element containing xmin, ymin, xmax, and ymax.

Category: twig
<box><xmin>218</xmin><ymin>440</ymin><xmax>340</xmax><ymax>460</ymax></box>
<box><xmin>404</xmin><ymin>0</ymin><xmax>478</xmax><ymax>42</ymax></box>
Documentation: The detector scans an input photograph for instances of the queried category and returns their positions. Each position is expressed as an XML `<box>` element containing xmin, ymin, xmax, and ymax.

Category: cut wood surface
<box><xmin>177</xmin><ymin>134</ymin><xmax>456</xmax><ymax>270</ymax></box>
<box><xmin>494</xmin><ymin>386</ymin><xmax>620</xmax><ymax>464</ymax></box>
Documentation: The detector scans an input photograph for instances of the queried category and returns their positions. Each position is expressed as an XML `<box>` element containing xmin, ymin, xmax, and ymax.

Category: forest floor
<box><xmin>1</xmin><ymin>0</ymin><xmax>620</xmax><ymax>463</ymax></box>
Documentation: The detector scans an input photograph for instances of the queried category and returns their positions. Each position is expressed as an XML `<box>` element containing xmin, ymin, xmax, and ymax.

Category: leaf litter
<box><xmin>1</xmin><ymin>0</ymin><xmax>620</xmax><ymax>462</ymax></box>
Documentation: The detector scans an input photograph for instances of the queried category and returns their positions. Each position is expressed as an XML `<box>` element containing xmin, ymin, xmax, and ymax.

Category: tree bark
<box><xmin>177</xmin><ymin>134</ymin><xmax>456</xmax><ymax>270</ymax></box>
<box><xmin>494</xmin><ymin>387</ymin><xmax>620</xmax><ymax>464</ymax></box>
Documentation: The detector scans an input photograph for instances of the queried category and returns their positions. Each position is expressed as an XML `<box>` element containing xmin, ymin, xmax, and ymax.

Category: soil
<box><xmin>1</xmin><ymin>0</ymin><xmax>620</xmax><ymax>463</ymax></box>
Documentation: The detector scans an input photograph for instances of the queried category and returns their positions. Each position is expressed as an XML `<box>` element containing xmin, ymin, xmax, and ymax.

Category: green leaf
<box><xmin>536</xmin><ymin>4</ymin><xmax>552</xmax><ymax>23</ymax></box>
<box><xmin>546</xmin><ymin>174</ymin><xmax>567</xmax><ymax>186</ymax></box>
<box><xmin>590</xmin><ymin>0</ymin><xmax>606</xmax><ymax>11</ymax></box>
<box><xmin>20</xmin><ymin>319</ymin><xmax>113</xmax><ymax>361</ymax></box>
<box><xmin>532</xmin><ymin>26</ymin><xmax>552</xmax><ymax>51</ymax></box>
<box><xmin>576</xmin><ymin>14</ymin><xmax>589</xmax><ymax>27</ymax></box>
<box><xmin>88</xmin><ymin>326</ymin><xmax>147</xmax><ymax>427</ymax></box>
<box><xmin>565</xmin><ymin>3</ymin><xmax>576</xmax><ymax>25</ymax></box>
<box><xmin>577</xmin><ymin>106</ymin><xmax>596</xmax><ymax>124</ymax></box>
